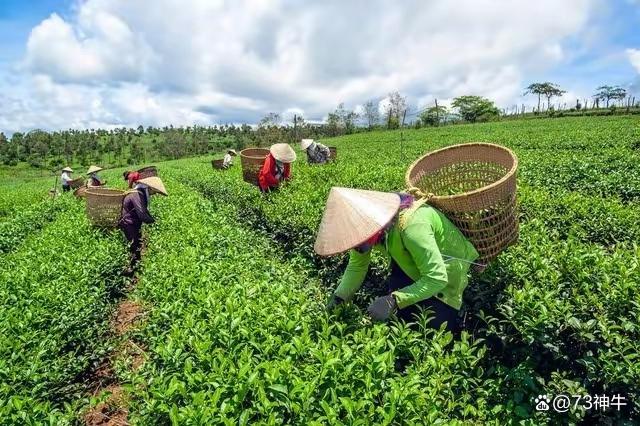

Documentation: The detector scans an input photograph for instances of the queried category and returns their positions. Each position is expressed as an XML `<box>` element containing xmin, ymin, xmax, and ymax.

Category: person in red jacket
<box><xmin>123</xmin><ymin>170</ymin><xmax>141</xmax><ymax>188</ymax></box>
<box><xmin>258</xmin><ymin>143</ymin><xmax>297</xmax><ymax>192</ymax></box>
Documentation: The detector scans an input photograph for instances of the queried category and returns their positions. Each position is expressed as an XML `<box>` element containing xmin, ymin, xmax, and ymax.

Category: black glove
<box><xmin>367</xmin><ymin>295</ymin><xmax>398</xmax><ymax>321</ymax></box>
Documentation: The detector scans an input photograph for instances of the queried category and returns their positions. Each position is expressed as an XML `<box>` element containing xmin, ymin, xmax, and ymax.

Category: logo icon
<box><xmin>535</xmin><ymin>395</ymin><xmax>550</xmax><ymax>411</ymax></box>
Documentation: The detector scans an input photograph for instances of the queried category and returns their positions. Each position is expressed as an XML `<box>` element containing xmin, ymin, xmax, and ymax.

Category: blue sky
<box><xmin>1</xmin><ymin>0</ymin><xmax>639</xmax><ymax>134</ymax></box>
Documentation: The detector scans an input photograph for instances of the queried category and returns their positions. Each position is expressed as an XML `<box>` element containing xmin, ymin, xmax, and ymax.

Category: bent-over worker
<box><xmin>301</xmin><ymin>139</ymin><xmax>331</xmax><ymax>164</ymax></box>
<box><xmin>258</xmin><ymin>143</ymin><xmax>296</xmax><ymax>192</ymax></box>
<box><xmin>86</xmin><ymin>165</ymin><xmax>106</xmax><ymax>187</ymax></box>
<box><xmin>119</xmin><ymin>176</ymin><xmax>167</xmax><ymax>266</ymax></box>
<box><xmin>223</xmin><ymin>149</ymin><xmax>237</xmax><ymax>169</ymax></box>
<box><xmin>123</xmin><ymin>170</ymin><xmax>141</xmax><ymax>188</ymax></box>
<box><xmin>314</xmin><ymin>187</ymin><xmax>479</xmax><ymax>333</ymax></box>
<box><xmin>61</xmin><ymin>167</ymin><xmax>73</xmax><ymax>192</ymax></box>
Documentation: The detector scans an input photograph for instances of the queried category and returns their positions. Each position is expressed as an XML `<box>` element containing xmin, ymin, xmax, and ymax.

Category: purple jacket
<box><xmin>120</xmin><ymin>190</ymin><xmax>154</xmax><ymax>227</ymax></box>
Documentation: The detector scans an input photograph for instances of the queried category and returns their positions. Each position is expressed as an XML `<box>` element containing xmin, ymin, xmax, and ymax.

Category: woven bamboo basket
<box><xmin>74</xmin><ymin>185</ymin><xmax>88</xmax><ymax>198</ymax></box>
<box><xmin>69</xmin><ymin>177</ymin><xmax>85</xmax><ymax>189</ymax></box>
<box><xmin>240</xmin><ymin>148</ymin><xmax>269</xmax><ymax>186</ymax></box>
<box><xmin>85</xmin><ymin>188</ymin><xmax>126</xmax><ymax>229</ymax></box>
<box><xmin>405</xmin><ymin>142</ymin><xmax>518</xmax><ymax>263</ymax></box>
<box><xmin>212</xmin><ymin>159</ymin><xmax>225</xmax><ymax>170</ymax></box>
<box><xmin>137</xmin><ymin>166</ymin><xmax>158</xmax><ymax>179</ymax></box>
<box><xmin>329</xmin><ymin>147</ymin><xmax>337</xmax><ymax>160</ymax></box>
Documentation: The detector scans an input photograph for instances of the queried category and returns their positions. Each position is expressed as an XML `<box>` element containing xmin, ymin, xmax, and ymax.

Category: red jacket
<box><xmin>258</xmin><ymin>154</ymin><xmax>291</xmax><ymax>191</ymax></box>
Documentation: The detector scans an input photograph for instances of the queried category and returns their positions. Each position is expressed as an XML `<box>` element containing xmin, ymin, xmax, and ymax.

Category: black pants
<box><xmin>388</xmin><ymin>261</ymin><xmax>460</xmax><ymax>333</ymax></box>
<box><xmin>62</xmin><ymin>184</ymin><xmax>70</xmax><ymax>192</ymax></box>
<box><xmin>121</xmin><ymin>224</ymin><xmax>142</xmax><ymax>263</ymax></box>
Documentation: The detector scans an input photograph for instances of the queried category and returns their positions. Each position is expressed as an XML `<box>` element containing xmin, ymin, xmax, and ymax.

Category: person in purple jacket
<box><xmin>119</xmin><ymin>176</ymin><xmax>167</xmax><ymax>268</ymax></box>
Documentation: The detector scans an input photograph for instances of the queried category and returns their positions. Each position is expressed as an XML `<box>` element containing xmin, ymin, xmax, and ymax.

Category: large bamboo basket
<box><xmin>74</xmin><ymin>185</ymin><xmax>88</xmax><ymax>198</ymax></box>
<box><xmin>212</xmin><ymin>159</ymin><xmax>225</xmax><ymax>170</ymax></box>
<box><xmin>85</xmin><ymin>188</ymin><xmax>126</xmax><ymax>229</ymax></box>
<box><xmin>137</xmin><ymin>166</ymin><xmax>158</xmax><ymax>179</ymax></box>
<box><xmin>69</xmin><ymin>177</ymin><xmax>85</xmax><ymax>189</ymax></box>
<box><xmin>405</xmin><ymin>143</ymin><xmax>518</xmax><ymax>263</ymax></box>
<box><xmin>329</xmin><ymin>147</ymin><xmax>337</xmax><ymax>160</ymax></box>
<box><xmin>240</xmin><ymin>148</ymin><xmax>269</xmax><ymax>186</ymax></box>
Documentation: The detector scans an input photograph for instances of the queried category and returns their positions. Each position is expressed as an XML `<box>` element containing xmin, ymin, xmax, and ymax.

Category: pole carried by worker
<box><xmin>86</xmin><ymin>165</ymin><xmax>106</xmax><ymax>187</ymax></box>
<box><xmin>223</xmin><ymin>149</ymin><xmax>237</xmax><ymax>169</ymax></box>
<box><xmin>314</xmin><ymin>187</ymin><xmax>479</xmax><ymax>333</ymax></box>
<box><xmin>60</xmin><ymin>167</ymin><xmax>73</xmax><ymax>192</ymax></box>
<box><xmin>258</xmin><ymin>143</ymin><xmax>297</xmax><ymax>192</ymax></box>
<box><xmin>119</xmin><ymin>176</ymin><xmax>167</xmax><ymax>273</ymax></box>
<box><xmin>301</xmin><ymin>139</ymin><xmax>331</xmax><ymax>164</ymax></box>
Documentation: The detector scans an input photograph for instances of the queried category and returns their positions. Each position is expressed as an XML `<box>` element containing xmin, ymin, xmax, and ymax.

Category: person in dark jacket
<box><xmin>119</xmin><ymin>176</ymin><xmax>167</xmax><ymax>266</ymax></box>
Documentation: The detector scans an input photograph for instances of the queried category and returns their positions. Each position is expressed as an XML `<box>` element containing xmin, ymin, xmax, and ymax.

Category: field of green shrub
<box><xmin>0</xmin><ymin>115</ymin><xmax>638</xmax><ymax>423</ymax></box>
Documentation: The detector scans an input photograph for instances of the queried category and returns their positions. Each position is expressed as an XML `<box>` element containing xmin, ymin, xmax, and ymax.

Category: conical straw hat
<box><xmin>138</xmin><ymin>176</ymin><xmax>168</xmax><ymax>196</ymax></box>
<box><xmin>228</xmin><ymin>149</ymin><xmax>238</xmax><ymax>156</ymax></box>
<box><xmin>300</xmin><ymin>139</ymin><xmax>314</xmax><ymax>150</ymax></box>
<box><xmin>62</xmin><ymin>167</ymin><xmax>73</xmax><ymax>172</ymax></box>
<box><xmin>270</xmin><ymin>143</ymin><xmax>297</xmax><ymax>163</ymax></box>
<box><xmin>86</xmin><ymin>165</ymin><xmax>103</xmax><ymax>174</ymax></box>
<box><xmin>314</xmin><ymin>187</ymin><xmax>400</xmax><ymax>256</ymax></box>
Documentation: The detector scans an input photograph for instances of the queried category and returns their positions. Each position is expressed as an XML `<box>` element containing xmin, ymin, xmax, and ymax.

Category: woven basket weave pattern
<box><xmin>406</xmin><ymin>143</ymin><xmax>518</xmax><ymax>263</ymax></box>
<box><xmin>240</xmin><ymin>148</ymin><xmax>270</xmax><ymax>186</ymax></box>
<box><xmin>329</xmin><ymin>147</ymin><xmax>337</xmax><ymax>160</ymax></box>
<box><xmin>137</xmin><ymin>166</ymin><xmax>158</xmax><ymax>179</ymax></box>
<box><xmin>85</xmin><ymin>188</ymin><xmax>126</xmax><ymax>229</ymax></box>
<box><xmin>69</xmin><ymin>177</ymin><xmax>85</xmax><ymax>189</ymax></box>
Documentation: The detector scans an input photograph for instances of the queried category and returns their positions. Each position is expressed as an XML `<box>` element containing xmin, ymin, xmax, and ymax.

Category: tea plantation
<box><xmin>1</xmin><ymin>116</ymin><xmax>639</xmax><ymax>424</ymax></box>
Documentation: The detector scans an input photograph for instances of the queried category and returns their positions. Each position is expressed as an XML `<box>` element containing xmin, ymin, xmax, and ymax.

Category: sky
<box><xmin>1</xmin><ymin>0</ymin><xmax>639</xmax><ymax>135</ymax></box>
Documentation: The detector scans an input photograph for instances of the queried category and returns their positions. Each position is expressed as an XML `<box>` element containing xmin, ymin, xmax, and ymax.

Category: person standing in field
<box><xmin>123</xmin><ymin>170</ymin><xmax>141</xmax><ymax>188</ymax></box>
<box><xmin>314</xmin><ymin>187</ymin><xmax>480</xmax><ymax>333</ymax></box>
<box><xmin>86</xmin><ymin>165</ymin><xmax>106</xmax><ymax>187</ymax></box>
<box><xmin>119</xmin><ymin>176</ymin><xmax>167</xmax><ymax>269</ymax></box>
<box><xmin>60</xmin><ymin>167</ymin><xmax>73</xmax><ymax>192</ymax></box>
<box><xmin>301</xmin><ymin>139</ymin><xmax>331</xmax><ymax>164</ymax></box>
<box><xmin>258</xmin><ymin>143</ymin><xmax>297</xmax><ymax>192</ymax></box>
<box><xmin>223</xmin><ymin>149</ymin><xmax>237</xmax><ymax>169</ymax></box>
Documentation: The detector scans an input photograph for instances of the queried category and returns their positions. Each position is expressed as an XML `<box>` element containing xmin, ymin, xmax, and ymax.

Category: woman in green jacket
<box><xmin>314</xmin><ymin>187</ymin><xmax>480</xmax><ymax>332</ymax></box>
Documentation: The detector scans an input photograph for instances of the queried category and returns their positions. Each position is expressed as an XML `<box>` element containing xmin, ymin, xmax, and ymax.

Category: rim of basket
<box><xmin>85</xmin><ymin>188</ymin><xmax>125</xmax><ymax>196</ymax></box>
<box><xmin>240</xmin><ymin>148</ymin><xmax>270</xmax><ymax>159</ymax></box>
<box><xmin>404</xmin><ymin>142</ymin><xmax>518</xmax><ymax>201</ymax></box>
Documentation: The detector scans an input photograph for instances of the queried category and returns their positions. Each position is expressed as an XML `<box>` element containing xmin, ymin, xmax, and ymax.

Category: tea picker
<box><xmin>60</xmin><ymin>167</ymin><xmax>73</xmax><ymax>192</ymax></box>
<box><xmin>301</xmin><ymin>139</ymin><xmax>331</xmax><ymax>164</ymax></box>
<box><xmin>223</xmin><ymin>149</ymin><xmax>238</xmax><ymax>169</ymax></box>
<box><xmin>123</xmin><ymin>170</ymin><xmax>141</xmax><ymax>188</ymax></box>
<box><xmin>315</xmin><ymin>187</ymin><xmax>479</xmax><ymax>333</ymax></box>
<box><xmin>86</xmin><ymin>165</ymin><xmax>106</xmax><ymax>187</ymax></box>
<box><xmin>119</xmin><ymin>176</ymin><xmax>168</xmax><ymax>270</ymax></box>
<box><xmin>258</xmin><ymin>143</ymin><xmax>297</xmax><ymax>192</ymax></box>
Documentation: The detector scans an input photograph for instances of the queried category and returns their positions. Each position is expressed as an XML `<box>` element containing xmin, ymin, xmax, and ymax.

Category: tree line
<box><xmin>1</xmin><ymin>82</ymin><xmax>637</xmax><ymax>170</ymax></box>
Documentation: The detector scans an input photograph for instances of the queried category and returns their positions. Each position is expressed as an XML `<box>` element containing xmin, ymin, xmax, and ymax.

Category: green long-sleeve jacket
<box><xmin>334</xmin><ymin>206</ymin><xmax>479</xmax><ymax>310</ymax></box>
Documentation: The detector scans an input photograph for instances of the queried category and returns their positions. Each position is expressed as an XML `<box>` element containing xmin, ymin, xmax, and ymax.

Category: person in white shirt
<box><xmin>61</xmin><ymin>167</ymin><xmax>73</xmax><ymax>192</ymax></box>
<box><xmin>223</xmin><ymin>149</ymin><xmax>237</xmax><ymax>169</ymax></box>
<box><xmin>301</xmin><ymin>139</ymin><xmax>331</xmax><ymax>164</ymax></box>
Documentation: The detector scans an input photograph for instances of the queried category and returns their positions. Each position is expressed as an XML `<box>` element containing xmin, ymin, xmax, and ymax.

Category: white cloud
<box><xmin>628</xmin><ymin>49</ymin><xmax>640</xmax><ymax>74</ymax></box>
<box><xmin>1</xmin><ymin>0</ymin><xmax>599</xmax><ymax>133</ymax></box>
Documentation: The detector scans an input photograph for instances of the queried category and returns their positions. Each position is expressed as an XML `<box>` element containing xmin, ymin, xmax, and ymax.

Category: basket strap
<box><xmin>399</xmin><ymin>187</ymin><xmax>434</xmax><ymax>231</ymax></box>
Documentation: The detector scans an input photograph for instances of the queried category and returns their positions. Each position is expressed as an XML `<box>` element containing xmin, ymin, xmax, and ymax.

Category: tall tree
<box><xmin>541</xmin><ymin>82</ymin><xmax>566</xmax><ymax>110</ymax></box>
<box><xmin>524</xmin><ymin>83</ymin><xmax>546</xmax><ymax>112</ymax></box>
<box><xmin>419</xmin><ymin>105</ymin><xmax>448</xmax><ymax>127</ymax></box>
<box><xmin>451</xmin><ymin>96</ymin><xmax>500</xmax><ymax>123</ymax></box>
<box><xmin>383</xmin><ymin>91</ymin><xmax>407</xmax><ymax>129</ymax></box>
<box><xmin>593</xmin><ymin>85</ymin><xmax>627</xmax><ymax>108</ymax></box>
<box><xmin>362</xmin><ymin>100</ymin><xmax>379</xmax><ymax>129</ymax></box>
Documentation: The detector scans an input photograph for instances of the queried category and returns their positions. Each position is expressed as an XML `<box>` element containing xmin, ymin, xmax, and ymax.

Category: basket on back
<box><xmin>405</xmin><ymin>143</ymin><xmax>518</xmax><ymax>263</ymax></box>
<box><xmin>240</xmin><ymin>148</ymin><xmax>269</xmax><ymax>186</ymax></box>
<box><xmin>85</xmin><ymin>188</ymin><xmax>126</xmax><ymax>229</ymax></box>
<box><xmin>74</xmin><ymin>185</ymin><xmax>88</xmax><ymax>198</ymax></box>
<box><xmin>69</xmin><ymin>177</ymin><xmax>85</xmax><ymax>189</ymax></box>
<box><xmin>212</xmin><ymin>159</ymin><xmax>225</xmax><ymax>170</ymax></box>
<box><xmin>137</xmin><ymin>166</ymin><xmax>158</xmax><ymax>179</ymax></box>
<box><xmin>329</xmin><ymin>147</ymin><xmax>337</xmax><ymax>160</ymax></box>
